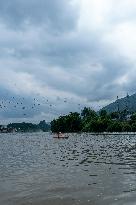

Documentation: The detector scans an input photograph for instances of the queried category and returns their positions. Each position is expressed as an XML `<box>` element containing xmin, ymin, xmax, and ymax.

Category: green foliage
<box><xmin>38</xmin><ymin>120</ymin><xmax>50</xmax><ymax>132</ymax></box>
<box><xmin>122</xmin><ymin>123</ymin><xmax>131</xmax><ymax>132</ymax></box>
<box><xmin>131</xmin><ymin>123</ymin><xmax>136</xmax><ymax>132</ymax></box>
<box><xmin>7</xmin><ymin>122</ymin><xmax>39</xmax><ymax>132</ymax></box>
<box><xmin>110</xmin><ymin>112</ymin><xmax>119</xmax><ymax>119</ymax></box>
<box><xmin>51</xmin><ymin>107</ymin><xmax>136</xmax><ymax>133</ymax></box>
<box><xmin>82</xmin><ymin>120</ymin><xmax>98</xmax><ymax>132</ymax></box>
<box><xmin>7</xmin><ymin>121</ymin><xmax>50</xmax><ymax>132</ymax></box>
<box><xmin>99</xmin><ymin>110</ymin><xmax>107</xmax><ymax>119</ymax></box>
<box><xmin>81</xmin><ymin>107</ymin><xmax>97</xmax><ymax>119</ymax></box>
<box><xmin>107</xmin><ymin>121</ymin><xmax>122</xmax><ymax>132</ymax></box>
<box><xmin>130</xmin><ymin>113</ymin><xmax>136</xmax><ymax>123</ymax></box>
<box><xmin>81</xmin><ymin>108</ymin><xmax>98</xmax><ymax>131</ymax></box>
<box><xmin>51</xmin><ymin>112</ymin><xmax>82</xmax><ymax>133</ymax></box>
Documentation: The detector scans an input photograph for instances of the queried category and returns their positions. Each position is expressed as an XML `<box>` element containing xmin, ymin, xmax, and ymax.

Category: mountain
<box><xmin>101</xmin><ymin>93</ymin><xmax>136</xmax><ymax>114</ymax></box>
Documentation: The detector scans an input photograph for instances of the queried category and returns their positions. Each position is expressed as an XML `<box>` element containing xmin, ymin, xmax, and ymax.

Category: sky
<box><xmin>0</xmin><ymin>0</ymin><xmax>136</xmax><ymax>124</ymax></box>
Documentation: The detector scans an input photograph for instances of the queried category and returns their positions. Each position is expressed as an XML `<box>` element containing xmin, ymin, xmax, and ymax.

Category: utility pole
<box><xmin>117</xmin><ymin>96</ymin><xmax>120</xmax><ymax>113</ymax></box>
<box><xmin>126</xmin><ymin>93</ymin><xmax>129</xmax><ymax>114</ymax></box>
<box><xmin>117</xmin><ymin>96</ymin><xmax>120</xmax><ymax>120</ymax></box>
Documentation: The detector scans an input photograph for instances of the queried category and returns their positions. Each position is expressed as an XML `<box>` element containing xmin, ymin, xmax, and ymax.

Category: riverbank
<box><xmin>89</xmin><ymin>132</ymin><xmax>136</xmax><ymax>135</ymax></box>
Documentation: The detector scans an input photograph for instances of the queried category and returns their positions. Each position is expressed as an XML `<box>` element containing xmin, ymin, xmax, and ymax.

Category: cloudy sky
<box><xmin>0</xmin><ymin>0</ymin><xmax>136</xmax><ymax>124</ymax></box>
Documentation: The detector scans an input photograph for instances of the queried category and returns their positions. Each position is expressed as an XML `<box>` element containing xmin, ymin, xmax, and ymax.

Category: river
<box><xmin>0</xmin><ymin>132</ymin><xmax>136</xmax><ymax>205</ymax></box>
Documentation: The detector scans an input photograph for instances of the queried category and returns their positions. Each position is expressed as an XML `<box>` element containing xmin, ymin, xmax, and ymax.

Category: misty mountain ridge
<box><xmin>102</xmin><ymin>93</ymin><xmax>136</xmax><ymax>113</ymax></box>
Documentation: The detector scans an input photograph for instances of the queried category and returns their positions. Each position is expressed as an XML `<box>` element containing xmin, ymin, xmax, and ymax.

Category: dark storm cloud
<box><xmin>0</xmin><ymin>0</ymin><xmax>78</xmax><ymax>32</ymax></box>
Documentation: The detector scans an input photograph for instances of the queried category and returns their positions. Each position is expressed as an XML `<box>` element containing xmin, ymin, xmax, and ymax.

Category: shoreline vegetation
<box><xmin>51</xmin><ymin>107</ymin><xmax>136</xmax><ymax>133</ymax></box>
<box><xmin>0</xmin><ymin>120</ymin><xmax>50</xmax><ymax>133</ymax></box>
<box><xmin>1</xmin><ymin>107</ymin><xmax>136</xmax><ymax>134</ymax></box>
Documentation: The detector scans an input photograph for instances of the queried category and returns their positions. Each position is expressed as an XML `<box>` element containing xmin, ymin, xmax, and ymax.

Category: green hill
<box><xmin>102</xmin><ymin>93</ymin><xmax>136</xmax><ymax>114</ymax></box>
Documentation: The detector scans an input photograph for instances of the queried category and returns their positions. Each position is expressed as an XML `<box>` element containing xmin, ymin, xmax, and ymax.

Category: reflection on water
<box><xmin>0</xmin><ymin>132</ymin><xmax>136</xmax><ymax>205</ymax></box>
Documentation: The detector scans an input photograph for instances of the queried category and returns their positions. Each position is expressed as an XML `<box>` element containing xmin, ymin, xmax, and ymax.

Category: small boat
<box><xmin>53</xmin><ymin>136</ymin><xmax>69</xmax><ymax>139</ymax></box>
<box><xmin>53</xmin><ymin>132</ymin><xmax>69</xmax><ymax>139</ymax></box>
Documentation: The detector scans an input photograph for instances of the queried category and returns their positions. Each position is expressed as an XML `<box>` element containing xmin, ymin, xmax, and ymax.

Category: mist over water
<box><xmin>0</xmin><ymin>132</ymin><xmax>136</xmax><ymax>205</ymax></box>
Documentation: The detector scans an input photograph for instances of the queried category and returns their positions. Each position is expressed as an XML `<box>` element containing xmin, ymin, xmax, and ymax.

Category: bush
<box><xmin>107</xmin><ymin>122</ymin><xmax>122</xmax><ymax>132</ymax></box>
<box><xmin>131</xmin><ymin>123</ymin><xmax>136</xmax><ymax>132</ymax></box>
<box><xmin>122</xmin><ymin>123</ymin><xmax>131</xmax><ymax>132</ymax></box>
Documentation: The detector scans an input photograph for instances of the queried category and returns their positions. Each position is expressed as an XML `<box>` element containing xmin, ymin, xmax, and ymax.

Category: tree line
<box><xmin>6</xmin><ymin>120</ymin><xmax>50</xmax><ymax>132</ymax></box>
<box><xmin>51</xmin><ymin>107</ymin><xmax>136</xmax><ymax>133</ymax></box>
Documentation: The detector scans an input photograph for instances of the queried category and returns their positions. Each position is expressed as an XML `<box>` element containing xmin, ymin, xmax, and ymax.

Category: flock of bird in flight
<box><xmin>0</xmin><ymin>95</ymin><xmax>83</xmax><ymax>118</ymax></box>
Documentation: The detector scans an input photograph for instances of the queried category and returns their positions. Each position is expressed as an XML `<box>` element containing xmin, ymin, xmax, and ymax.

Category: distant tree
<box><xmin>82</xmin><ymin>119</ymin><xmax>98</xmax><ymax>132</ymax></box>
<box><xmin>7</xmin><ymin>122</ymin><xmax>39</xmax><ymax>132</ymax></box>
<box><xmin>130</xmin><ymin>113</ymin><xmax>136</xmax><ymax>123</ymax></box>
<box><xmin>107</xmin><ymin>121</ymin><xmax>122</xmax><ymax>132</ymax></box>
<box><xmin>131</xmin><ymin>123</ymin><xmax>136</xmax><ymax>132</ymax></box>
<box><xmin>81</xmin><ymin>107</ymin><xmax>97</xmax><ymax>119</ymax></box>
<box><xmin>51</xmin><ymin>112</ymin><xmax>82</xmax><ymax>133</ymax></box>
<box><xmin>110</xmin><ymin>112</ymin><xmax>119</xmax><ymax>120</ymax></box>
<box><xmin>122</xmin><ymin>123</ymin><xmax>131</xmax><ymax>132</ymax></box>
<box><xmin>99</xmin><ymin>110</ymin><xmax>108</xmax><ymax>119</ymax></box>
<box><xmin>38</xmin><ymin>120</ymin><xmax>50</xmax><ymax>132</ymax></box>
<box><xmin>82</xmin><ymin>117</ymin><xmax>111</xmax><ymax>133</ymax></box>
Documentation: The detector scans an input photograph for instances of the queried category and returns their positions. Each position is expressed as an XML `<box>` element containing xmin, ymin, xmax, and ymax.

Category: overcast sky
<box><xmin>0</xmin><ymin>0</ymin><xmax>136</xmax><ymax>124</ymax></box>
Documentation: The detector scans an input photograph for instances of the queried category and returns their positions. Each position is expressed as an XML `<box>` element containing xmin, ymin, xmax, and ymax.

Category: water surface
<box><xmin>0</xmin><ymin>132</ymin><xmax>136</xmax><ymax>205</ymax></box>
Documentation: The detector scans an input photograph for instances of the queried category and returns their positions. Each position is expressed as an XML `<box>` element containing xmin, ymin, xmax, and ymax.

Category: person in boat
<box><xmin>57</xmin><ymin>132</ymin><xmax>62</xmax><ymax>138</ymax></box>
<box><xmin>54</xmin><ymin>132</ymin><xmax>68</xmax><ymax>139</ymax></box>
